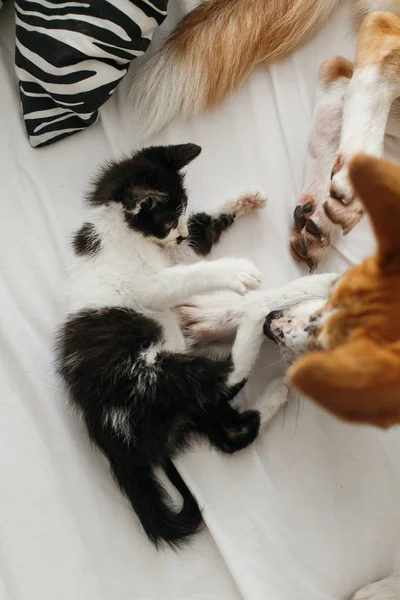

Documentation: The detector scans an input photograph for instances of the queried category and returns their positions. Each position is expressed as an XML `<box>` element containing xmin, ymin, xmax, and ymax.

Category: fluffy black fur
<box><xmin>86</xmin><ymin>143</ymin><xmax>201</xmax><ymax>240</ymax></box>
<box><xmin>57</xmin><ymin>307</ymin><xmax>258</xmax><ymax>546</ymax></box>
<box><xmin>188</xmin><ymin>212</ymin><xmax>235</xmax><ymax>256</ymax></box>
<box><xmin>56</xmin><ymin>144</ymin><xmax>259</xmax><ymax>549</ymax></box>
<box><xmin>72</xmin><ymin>222</ymin><xmax>101</xmax><ymax>256</ymax></box>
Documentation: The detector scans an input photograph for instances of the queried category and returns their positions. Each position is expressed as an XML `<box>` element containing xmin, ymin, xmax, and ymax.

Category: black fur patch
<box><xmin>72</xmin><ymin>222</ymin><xmax>101</xmax><ymax>256</ymax></box>
<box><xmin>58</xmin><ymin>146</ymin><xmax>262</xmax><ymax>549</ymax></box>
<box><xmin>85</xmin><ymin>144</ymin><xmax>201</xmax><ymax>241</ymax></box>
<box><xmin>188</xmin><ymin>212</ymin><xmax>235</xmax><ymax>256</ymax></box>
<box><xmin>56</xmin><ymin>306</ymin><xmax>259</xmax><ymax>548</ymax></box>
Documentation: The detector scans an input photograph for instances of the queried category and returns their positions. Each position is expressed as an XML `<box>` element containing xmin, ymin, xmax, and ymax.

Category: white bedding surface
<box><xmin>2</xmin><ymin>2</ymin><xmax>400</xmax><ymax>599</ymax></box>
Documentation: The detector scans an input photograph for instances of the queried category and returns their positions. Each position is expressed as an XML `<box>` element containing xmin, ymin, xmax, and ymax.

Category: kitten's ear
<box><xmin>141</xmin><ymin>144</ymin><xmax>202</xmax><ymax>171</ymax></box>
<box><xmin>163</xmin><ymin>144</ymin><xmax>202</xmax><ymax>170</ymax></box>
<box><xmin>124</xmin><ymin>186</ymin><xmax>168</xmax><ymax>213</ymax></box>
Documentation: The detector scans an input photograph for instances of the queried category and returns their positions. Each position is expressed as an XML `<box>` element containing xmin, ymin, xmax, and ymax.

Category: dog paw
<box><xmin>290</xmin><ymin>194</ymin><xmax>336</xmax><ymax>271</ymax></box>
<box><xmin>325</xmin><ymin>153</ymin><xmax>365</xmax><ymax>234</ymax></box>
<box><xmin>223</xmin><ymin>192</ymin><xmax>267</xmax><ymax>217</ymax></box>
<box><xmin>351</xmin><ymin>573</ymin><xmax>400</xmax><ymax>600</ymax></box>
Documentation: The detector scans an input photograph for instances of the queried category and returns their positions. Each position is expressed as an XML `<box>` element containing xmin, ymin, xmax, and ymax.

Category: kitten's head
<box><xmin>87</xmin><ymin>144</ymin><xmax>201</xmax><ymax>245</ymax></box>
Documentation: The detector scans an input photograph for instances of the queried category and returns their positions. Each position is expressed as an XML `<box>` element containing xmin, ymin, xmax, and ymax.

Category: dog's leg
<box><xmin>258</xmin><ymin>377</ymin><xmax>292</xmax><ymax>430</ymax></box>
<box><xmin>226</xmin><ymin>273</ymin><xmax>338</xmax><ymax>387</ymax></box>
<box><xmin>227</xmin><ymin>302</ymin><xmax>273</xmax><ymax>387</ymax></box>
<box><xmin>177</xmin><ymin>273</ymin><xmax>338</xmax><ymax>344</ymax></box>
<box><xmin>327</xmin><ymin>12</ymin><xmax>400</xmax><ymax>234</ymax></box>
<box><xmin>351</xmin><ymin>572</ymin><xmax>400</xmax><ymax>599</ymax></box>
<box><xmin>290</xmin><ymin>56</ymin><xmax>353</xmax><ymax>270</ymax></box>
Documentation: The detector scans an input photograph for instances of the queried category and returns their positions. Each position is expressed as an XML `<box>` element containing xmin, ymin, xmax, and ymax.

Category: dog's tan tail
<box><xmin>129</xmin><ymin>0</ymin><xmax>340</xmax><ymax>139</ymax></box>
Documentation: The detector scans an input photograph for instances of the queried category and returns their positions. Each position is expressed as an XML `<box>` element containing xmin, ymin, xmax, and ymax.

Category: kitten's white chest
<box><xmin>66</xmin><ymin>226</ymin><xmax>171</xmax><ymax>313</ymax></box>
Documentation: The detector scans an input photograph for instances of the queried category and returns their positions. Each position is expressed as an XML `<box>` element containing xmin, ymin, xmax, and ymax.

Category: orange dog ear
<box><xmin>289</xmin><ymin>339</ymin><xmax>400</xmax><ymax>428</ymax></box>
<box><xmin>349</xmin><ymin>154</ymin><xmax>400</xmax><ymax>269</ymax></box>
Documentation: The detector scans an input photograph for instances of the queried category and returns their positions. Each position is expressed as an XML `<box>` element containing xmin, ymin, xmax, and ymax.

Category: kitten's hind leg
<box><xmin>197</xmin><ymin>402</ymin><xmax>261</xmax><ymax>454</ymax></box>
<box><xmin>187</xmin><ymin>192</ymin><xmax>267</xmax><ymax>256</ymax></box>
<box><xmin>176</xmin><ymin>291</ymin><xmax>249</xmax><ymax>343</ymax></box>
<box><xmin>188</xmin><ymin>302</ymin><xmax>269</xmax><ymax>454</ymax></box>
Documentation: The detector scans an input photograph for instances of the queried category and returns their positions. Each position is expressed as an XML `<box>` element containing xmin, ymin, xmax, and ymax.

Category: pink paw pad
<box><xmin>290</xmin><ymin>195</ymin><xmax>334</xmax><ymax>270</ymax></box>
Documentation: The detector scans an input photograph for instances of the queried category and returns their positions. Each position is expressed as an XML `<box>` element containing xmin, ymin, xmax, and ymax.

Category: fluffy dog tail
<box><xmin>130</xmin><ymin>0</ymin><xmax>340</xmax><ymax>139</ymax></box>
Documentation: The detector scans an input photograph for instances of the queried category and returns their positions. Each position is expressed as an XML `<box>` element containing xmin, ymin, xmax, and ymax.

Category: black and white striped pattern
<box><xmin>15</xmin><ymin>0</ymin><xmax>168</xmax><ymax>148</ymax></box>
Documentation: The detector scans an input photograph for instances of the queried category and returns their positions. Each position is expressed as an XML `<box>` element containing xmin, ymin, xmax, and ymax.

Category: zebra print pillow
<box><xmin>15</xmin><ymin>0</ymin><xmax>168</xmax><ymax>148</ymax></box>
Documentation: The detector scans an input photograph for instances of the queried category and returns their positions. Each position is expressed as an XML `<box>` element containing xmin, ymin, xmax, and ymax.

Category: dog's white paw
<box><xmin>330</xmin><ymin>154</ymin><xmax>354</xmax><ymax>206</ymax></box>
<box><xmin>223</xmin><ymin>192</ymin><xmax>267</xmax><ymax>217</ymax></box>
<box><xmin>326</xmin><ymin>153</ymin><xmax>365</xmax><ymax>234</ymax></box>
<box><xmin>351</xmin><ymin>573</ymin><xmax>400</xmax><ymax>600</ymax></box>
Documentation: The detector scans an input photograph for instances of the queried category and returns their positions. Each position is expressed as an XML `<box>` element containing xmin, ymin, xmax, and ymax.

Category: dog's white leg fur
<box><xmin>227</xmin><ymin>304</ymin><xmax>270</xmax><ymax>387</ymax></box>
<box><xmin>351</xmin><ymin>572</ymin><xmax>400</xmax><ymax>600</ymax></box>
<box><xmin>259</xmin><ymin>377</ymin><xmax>291</xmax><ymax>430</ymax></box>
<box><xmin>255</xmin><ymin>273</ymin><xmax>339</xmax><ymax>312</ymax></box>
<box><xmin>290</xmin><ymin>57</ymin><xmax>353</xmax><ymax>268</ymax></box>
<box><xmin>327</xmin><ymin>12</ymin><xmax>400</xmax><ymax>233</ymax></box>
<box><xmin>176</xmin><ymin>273</ymin><xmax>338</xmax><ymax>386</ymax></box>
<box><xmin>328</xmin><ymin>69</ymin><xmax>397</xmax><ymax>227</ymax></box>
<box><xmin>227</xmin><ymin>273</ymin><xmax>338</xmax><ymax>386</ymax></box>
<box><xmin>178</xmin><ymin>273</ymin><xmax>338</xmax><ymax>344</ymax></box>
<box><xmin>291</xmin><ymin>49</ymin><xmax>400</xmax><ymax>266</ymax></box>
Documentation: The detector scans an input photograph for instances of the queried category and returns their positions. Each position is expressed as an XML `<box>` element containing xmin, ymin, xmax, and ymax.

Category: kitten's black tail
<box><xmin>109</xmin><ymin>452</ymin><xmax>203</xmax><ymax>548</ymax></box>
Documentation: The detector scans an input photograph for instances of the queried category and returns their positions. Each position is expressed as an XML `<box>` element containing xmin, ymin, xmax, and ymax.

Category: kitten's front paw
<box><xmin>220</xmin><ymin>259</ymin><xmax>262</xmax><ymax>295</ymax></box>
<box><xmin>223</xmin><ymin>192</ymin><xmax>267</xmax><ymax>217</ymax></box>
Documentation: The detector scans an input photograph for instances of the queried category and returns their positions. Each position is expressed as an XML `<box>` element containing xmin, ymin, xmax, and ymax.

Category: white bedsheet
<box><xmin>2</xmin><ymin>2</ymin><xmax>400</xmax><ymax>599</ymax></box>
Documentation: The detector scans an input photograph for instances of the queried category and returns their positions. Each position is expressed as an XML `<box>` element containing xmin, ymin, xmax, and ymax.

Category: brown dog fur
<box><xmin>169</xmin><ymin>0</ymin><xmax>339</xmax><ymax>109</ymax></box>
<box><xmin>131</xmin><ymin>0</ymin><xmax>341</xmax><ymax>138</ymax></box>
<box><xmin>290</xmin><ymin>154</ymin><xmax>400</xmax><ymax>428</ymax></box>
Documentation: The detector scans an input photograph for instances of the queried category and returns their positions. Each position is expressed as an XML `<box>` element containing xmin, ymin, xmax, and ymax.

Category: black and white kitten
<box><xmin>56</xmin><ymin>143</ymin><xmax>274</xmax><ymax>549</ymax></box>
